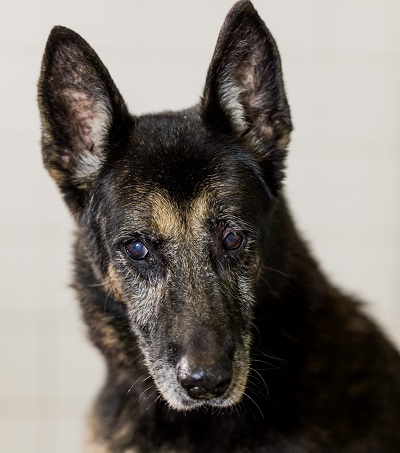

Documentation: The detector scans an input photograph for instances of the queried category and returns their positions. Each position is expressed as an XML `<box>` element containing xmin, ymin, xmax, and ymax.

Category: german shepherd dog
<box><xmin>38</xmin><ymin>1</ymin><xmax>400</xmax><ymax>451</ymax></box>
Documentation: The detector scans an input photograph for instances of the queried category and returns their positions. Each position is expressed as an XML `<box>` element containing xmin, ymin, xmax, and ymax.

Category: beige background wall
<box><xmin>1</xmin><ymin>1</ymin><xmax>399</xmax><ymax>451</ymax></box>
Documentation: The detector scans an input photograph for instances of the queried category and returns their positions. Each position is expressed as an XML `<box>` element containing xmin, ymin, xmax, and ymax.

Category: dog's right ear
<box><xmin>38</xmin><ymin>26</ymin><xmax>131</xmax><ymax>213</ymax></box>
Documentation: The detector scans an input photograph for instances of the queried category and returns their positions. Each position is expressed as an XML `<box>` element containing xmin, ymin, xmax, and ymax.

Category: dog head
<box><xmin>38</xmin><ymin>0</ymin><xmax>291</xmax><ymax>411</ymax></box>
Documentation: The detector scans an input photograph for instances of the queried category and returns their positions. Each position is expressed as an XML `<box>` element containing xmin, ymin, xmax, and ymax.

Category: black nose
<box><xmin>176</xmin><ymin>357</ymin><xmax>232</xmax><ymax>400</ymax></box>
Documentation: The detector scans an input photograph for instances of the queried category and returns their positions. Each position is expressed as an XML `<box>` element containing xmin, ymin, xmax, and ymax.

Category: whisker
<box><xmin>243</xmin><ymin>392</ymin><xmax>265</xmax><ymax>420</ymax></box>
<box><xmin>250</xmin><ymin>321</ymin><xmax>262</xmax><ymax>346</ymax></box>
<box><xmin>249</xmin><ymin>368</ymin><xmax>269</xmax><ymax>396</ymax></box>
<box><xmin>146</xmin><ymin>393</ymin><xmax>161</xmax><ymax>412</ymax></box>
<box><xmin>241</xmin><ymin>397</ymin><xmax>258</xmax><ymax>420</ymax></box>
<box><xmin>252</xmin><ymin>349</ymin><xmax>288</xmax><ymax>362</ymax></box>
<box><xmin>125</xmin><ymin>372</ymin><xmax>151</xmax><ymax>400</ymax></box>
<box><xmin>258</xmin><ymin>273</ymin><xmax>273</xmax><ymax>293</ymax></box>
<box><xmin>132</xmin><ymin>384</ymin><xmax>155</xmax><ymax>406</ymax></box>
<box><xmin>263</xmin><ymin>266</ymin><xmax>291</xmax><ymax>279</ymax></box>
<box><xmin>246</xmin><ymin>379</ymin><xmax>269</xmax><ymax>402</ymax></box>
<box><xmin>250</xmin><ymin>359</ymin><xmax>286</xmax><ymax>370</ymax></box>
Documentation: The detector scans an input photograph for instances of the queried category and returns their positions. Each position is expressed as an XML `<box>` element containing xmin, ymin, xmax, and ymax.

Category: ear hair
<box><xmin>38</xmin><ymin>26</ymin><xmax>130</xmax><ymax>204</ymax></box>
<box><xmin>202</xmin><ymin>1</ymin><xmax>292</xmax><ymax>166</ymax></box>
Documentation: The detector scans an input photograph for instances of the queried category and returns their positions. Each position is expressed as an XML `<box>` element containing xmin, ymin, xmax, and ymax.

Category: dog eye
<box><xmin>124</xmin><ymin>240</ymin><xmax>149</xmax><ymax>260</ymax></box>
<box><xmin>222</xmin><ymin>231</ymin><xmax>243</xmax><ymax>250</ymax></box>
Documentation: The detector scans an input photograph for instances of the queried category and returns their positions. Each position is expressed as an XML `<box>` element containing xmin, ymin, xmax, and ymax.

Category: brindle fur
<box><xmin>38</xmin><ymin>1</ymin><xmax>400</xmax><ymax>452</ymax></box>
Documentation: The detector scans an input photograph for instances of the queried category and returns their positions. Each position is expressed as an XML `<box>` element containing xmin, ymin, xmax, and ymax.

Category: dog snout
<box><xmin>176</xmin><ymin>356</ymin><xmax>232</xmax><ymax>400</ymax></box>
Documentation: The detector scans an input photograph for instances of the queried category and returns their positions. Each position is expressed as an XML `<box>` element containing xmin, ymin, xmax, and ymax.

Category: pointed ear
<box><xmin>38</xmin><ymin>26</ymin><xmax>131</xmax><ymax>212</ymax></box>
<box><xmin>201</xmin><ymin>1</ymin><xmax>292</xmax><ymax>191</ymax></box>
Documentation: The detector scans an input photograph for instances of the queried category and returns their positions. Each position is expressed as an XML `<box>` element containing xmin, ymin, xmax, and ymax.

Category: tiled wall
<box><xmin>1</xmin><ymin>1</ymin><xmax>399</xmax><ymax>451</ymax></box>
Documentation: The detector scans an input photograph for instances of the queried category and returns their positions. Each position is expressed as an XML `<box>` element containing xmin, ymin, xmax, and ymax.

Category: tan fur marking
<box><xmin>147</xmin><ymin>192</ymin><xmax>184</xmax><ymax>239</ymax></box>
<box><xmin>86</xmin><ymin>407</ymin><xmax>178</xmax><ymax>452</ymax></box>
<box><xmin>147</xmin><ymin>189</ymin><xmax>213</xmax><ymax>240</ymax></box>
<box><xmin>85</xmin><ymin>408</ymin><xmax>113</xmax><ymax>453</ymax></box>
<box><xmin>104</xmin><ymin>264</ymin><xmax>124</xmax><ymax>302</ymax></box>
<box><xmin>187</xmin><ymin>190</ymin><xmax>213</xmax><ymax>232</ymax></box>
<box><xmin>86</xmin><ymin>405</ymin><xmax>139</xmax><ymax>453</ymax></box>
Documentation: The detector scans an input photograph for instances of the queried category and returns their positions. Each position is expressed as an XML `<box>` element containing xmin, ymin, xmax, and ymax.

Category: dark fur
<box><xmin>38</xmin><ymin>1</ymin><xmax>400</xmax><ymax>452</ymax></box>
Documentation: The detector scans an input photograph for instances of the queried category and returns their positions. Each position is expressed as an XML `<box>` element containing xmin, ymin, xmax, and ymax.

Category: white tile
<box><xmin>56</xmin><ymin>332</ymin><xmax>105</xmax><ymax>401</ymax></box>
<box><xmin>0</xmin><ymin>420</ymin><xmax>36</xmax><ymax>453</ymax></box>
<box><xmin>0</xmin><ymin>334</ymin><xmax>38</xmax><ymax>399</ymax></box>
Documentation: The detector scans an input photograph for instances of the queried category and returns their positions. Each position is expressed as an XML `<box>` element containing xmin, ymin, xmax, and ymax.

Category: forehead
<box><xmin>102</xmin><ymin>114</ymin><xmax>269</xmax><ymax>235</ymax></box>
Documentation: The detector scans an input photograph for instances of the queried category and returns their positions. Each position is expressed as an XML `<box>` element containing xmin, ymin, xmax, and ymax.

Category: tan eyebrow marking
<box><xmin>147</xmin><ymin>189</ymin><xmax>214</xmax><ymax>239</ymax></box>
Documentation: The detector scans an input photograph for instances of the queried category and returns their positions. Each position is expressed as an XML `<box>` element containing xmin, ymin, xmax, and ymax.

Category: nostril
<box><xmin>213</xmin><ymin>377</ymin><xmax>231</xmax><ymax>397</ymax></box>
<box><xmin>186</xmin><ymin>385</ymin><xmax>208</xmax><ymax>399</ymax></box>
<box><xmin>176</xmin><ymin>358</ymin><xmax>232</xmax><ymax>400</ymax></box>
<box><xmin>177</xmin><ymin>370</ymin><xmax>207</xmax><ymax>396</ymax></box>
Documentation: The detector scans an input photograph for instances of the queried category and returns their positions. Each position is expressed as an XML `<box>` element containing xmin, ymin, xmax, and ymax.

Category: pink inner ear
<box><xmin>63</xmin><ymin>88</ymin><xmax>99</xmax><ymax>154</ymax></box>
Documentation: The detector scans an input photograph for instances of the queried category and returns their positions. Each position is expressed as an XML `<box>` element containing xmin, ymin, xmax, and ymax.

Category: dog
<box><xmin>38</xmin><ymin>1</ymin><xmax>400</xmax><ymax>451</ymax></box>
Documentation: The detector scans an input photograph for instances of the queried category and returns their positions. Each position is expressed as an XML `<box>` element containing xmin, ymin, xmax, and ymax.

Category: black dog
<box><xmin>38</xmin><ymin>1</ymin><xmax>400</xmax><ymax>451</ymax></box>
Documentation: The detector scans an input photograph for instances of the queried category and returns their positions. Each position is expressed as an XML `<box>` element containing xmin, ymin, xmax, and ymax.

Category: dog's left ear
<box><xmin>202</xmin><ymin>0</ymin><xmax>292</xmax><ymax>192</ymax></box>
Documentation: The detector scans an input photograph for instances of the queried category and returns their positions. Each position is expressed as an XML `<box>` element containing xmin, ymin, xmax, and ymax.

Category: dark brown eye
<box><xmin>222</xmin><ymin>231</ymin><xmax>243</xmax><ymax>250</ymax></box>
<box><xmin>124</xmin><ymin>240</ymin><xmax>149</xmax><ymax>260</ymax></box>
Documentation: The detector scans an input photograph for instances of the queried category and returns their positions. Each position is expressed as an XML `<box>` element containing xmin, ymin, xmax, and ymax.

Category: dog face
<box><xmin>84</xmin><ymin>115</ymin><xmax>273</xmax><ymax>410</ymax></box>
<box><xmin>38</xmin><ymin>0</ymin><xmax>292</xmax><ymax>410</ymax></box>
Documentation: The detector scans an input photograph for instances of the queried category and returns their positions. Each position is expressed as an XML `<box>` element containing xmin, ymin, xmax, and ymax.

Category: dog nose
<box><xmin>176</xmin><ymin>357</ymin><xmax>232</xmax><ymax>399</ymax></box>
